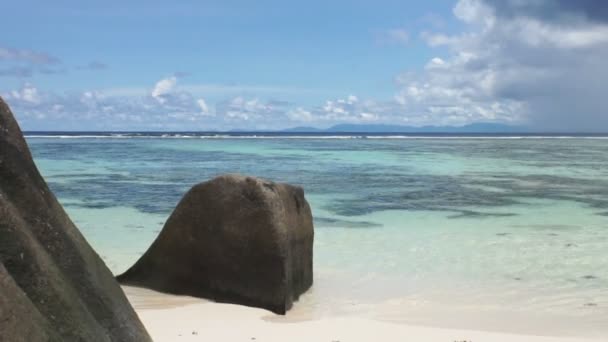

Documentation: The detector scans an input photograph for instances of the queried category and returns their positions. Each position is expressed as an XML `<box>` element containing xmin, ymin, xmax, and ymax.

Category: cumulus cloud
<box><xmin>287</xmin><ymin>107</ymin><xmax>314</xmax><ymax>122</ymax></box>
<box><xmin>197</xmin><ymin>98</ymin><xmax>210</xmax><ymax>115</ymax></box>
<box><xmin>151</xmin><ymin>76</ymin><xmax>177</xmax><ymax>103</ymax></box>
<box><xmin>410</xmin><ymin>0</ymin><xmax>608</xmax><ymax>131</ymax></box>
<box><xmin>215</xmin><ymin>97</ymin><xmax>287</xmax><ymax>129</ymax></box>
<box><xmin>2</xmin><ymin>77</ymin><xmax>214</xmax><ymax>130</ymax></box>
<box><xmin>392</xmin><ymin>56</ymin><xmax>526</xmax><ymax>126</ymax></box>
<box><xmin>285</xmin><ymin>95</ymin><xmax>382</xmax><ymax>124</ymax></box>
<box><xmin>7</xmin><ymin>84</ymin><xmax>42</xmax><ymax>104</ymax></box>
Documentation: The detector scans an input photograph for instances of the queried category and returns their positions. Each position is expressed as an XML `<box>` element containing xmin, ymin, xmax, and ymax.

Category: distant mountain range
<box><xmin>280</xmin><ymin>122</ymin><xmax>526</xmax><ymax>133</ymax></box>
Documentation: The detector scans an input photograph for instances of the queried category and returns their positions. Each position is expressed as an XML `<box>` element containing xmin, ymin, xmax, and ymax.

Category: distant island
<box><xmin>279</xmin><ymin>123</ymin><xmax>526</xmax><ymax>133</ymax></box>
<box><xmin>29</xmin><ymin>121</ymin><xmax>603</xmax><ymax>135</ymax></box>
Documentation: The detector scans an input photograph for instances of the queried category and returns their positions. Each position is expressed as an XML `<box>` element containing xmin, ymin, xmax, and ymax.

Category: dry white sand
<box><xmin>124</xmin><ymin>286</ymin><xmax>605</xmax><ymax>342</ymax></box>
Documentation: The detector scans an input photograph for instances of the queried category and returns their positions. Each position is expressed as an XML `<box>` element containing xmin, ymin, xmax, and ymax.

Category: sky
<box><xmin>1</xmin><ymin>0</ymin><xmax>608</xmax><ymax>131</ymax></box>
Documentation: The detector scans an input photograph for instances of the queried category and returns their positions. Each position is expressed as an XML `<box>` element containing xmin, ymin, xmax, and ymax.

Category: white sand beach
<box><xmin>125</xmin><ymin>286</ymin><xmax>605</xmax><ymax>342</ymax></box>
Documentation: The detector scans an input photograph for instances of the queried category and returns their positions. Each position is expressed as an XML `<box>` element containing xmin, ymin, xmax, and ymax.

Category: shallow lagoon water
<box><xmin>27</xmin><ymin>136</ymin><xmax>608</xmax><ymax>337</ymax></box>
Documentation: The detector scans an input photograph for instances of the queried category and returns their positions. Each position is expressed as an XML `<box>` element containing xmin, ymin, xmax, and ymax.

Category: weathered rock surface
<box><xmin>0</xmin><ymin>97</ymin><xmax>151</xmax><ymax>342</ymax></box>
<box><xmin>117</xmin><ymin>174</ymin><xmax>314</xmax><ymax>314</ymax></box>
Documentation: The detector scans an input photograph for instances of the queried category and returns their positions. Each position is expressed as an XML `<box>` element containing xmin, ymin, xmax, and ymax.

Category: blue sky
<box><xmin>2</xmin><ymin>0</ymin><xmax>608</xmax><ymax>131</ymax></box>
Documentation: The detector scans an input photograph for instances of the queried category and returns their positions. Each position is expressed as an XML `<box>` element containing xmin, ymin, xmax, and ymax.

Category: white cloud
<box><xmin>151</xmin><ymin>76</ymin><xmax>177</xmax><ymax>103</ymax></box>
<box><xmin>7</xmin><ymin>84</ymin><xmax>42</xmax><ymax>104</ymax></box>
<box><xmin>284</xmin><ymin>95</ymin><xmax>382</xmax><ymax>124</ymax></box>
<box><xmin>420</xmin><ymin>32</ymin><xmax>461</xmax><ymax>47</ymax></box>
<box><xmin>359</xmin><ymin>112</ymin><xmax>378</xmax><ymax>121</ymax></box>
<box><xmin>510</xmin><ymin>19</ymin><xmax>608</xmax><ymax>48</ymax></box>
<box><xmin>197</xmin><ymin>98</ymin><xmax>211</xmax><ymax>115</ymax></box>
<box><xmin>2</xmin><ymin>77</ymin><xmax>222</xmax><ymax>130</ymax></box>
<box><xmin>287</xmin><ymin>107</ymin><xmax>314</xmax><ymax>122</ymax></box>
<box><xmin>453</xmin><ymin>0</ymin><xmax>493</xmax><ymax>25</ymax></box>
<box><xmin>215</xmin><ymin>97</ymin><xmax>286</xmax><ymax>127</ymax></box>
<box><xmin>424</xmin><ymin>57</ymin><xmax>447</xmax><ymax>70</ymax></box>
<box><xmin>406</xmin><ymin>0</ymin><xmax>608</xmax><ymax>130</ymax></box>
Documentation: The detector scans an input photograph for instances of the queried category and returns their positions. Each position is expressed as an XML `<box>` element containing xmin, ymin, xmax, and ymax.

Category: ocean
<box><xmin>25</xmin><ymin>132</ymin><xmax>608</xmax><ymax>337</ymax></box>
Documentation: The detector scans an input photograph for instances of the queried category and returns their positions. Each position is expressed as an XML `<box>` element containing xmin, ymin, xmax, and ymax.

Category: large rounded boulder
<box><xmin>118</xmin><ymin>174</ymin><xmax>314</xmax><ymax>314</ymax></box>
<box><xmin>0</xmin><ymin>97</ymin><xmax>151</xmax><ymax>342</ymax></box>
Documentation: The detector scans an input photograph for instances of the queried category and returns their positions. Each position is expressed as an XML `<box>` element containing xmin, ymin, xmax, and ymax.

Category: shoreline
<box><xmin>124</xmin><ymin>286</ymin><xmax>605</xmax><ymax>342</ymax></box>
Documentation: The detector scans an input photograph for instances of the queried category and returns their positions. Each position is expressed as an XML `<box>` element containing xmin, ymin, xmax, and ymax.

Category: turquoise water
<box><xmin>27</xmin><ymin>136</ymin><xmax>608</xmax><ymax>337</ymax></box>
